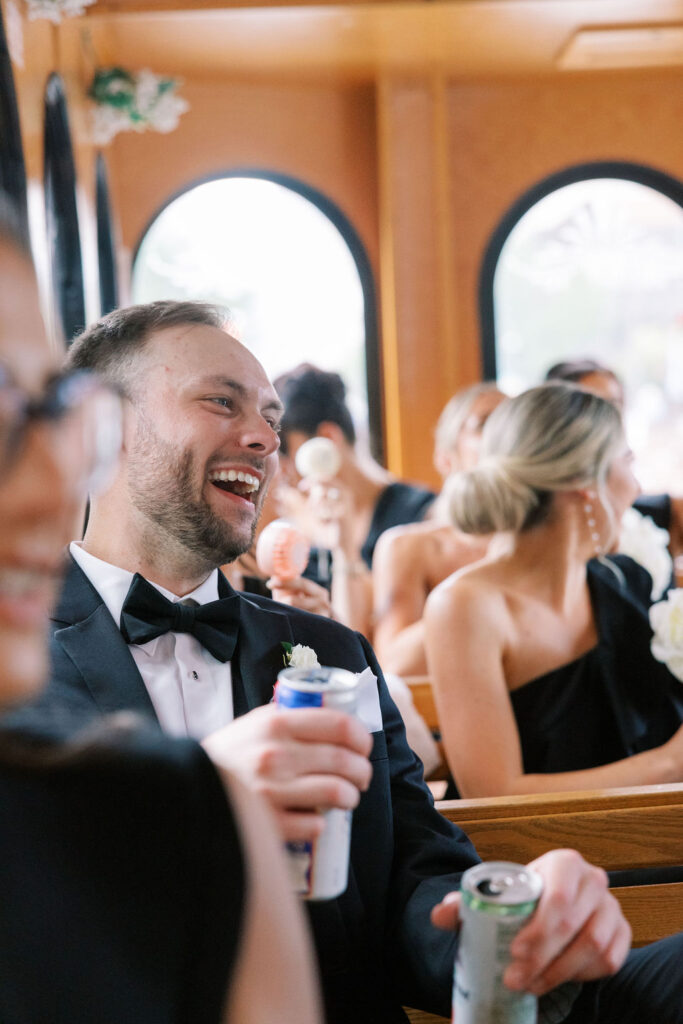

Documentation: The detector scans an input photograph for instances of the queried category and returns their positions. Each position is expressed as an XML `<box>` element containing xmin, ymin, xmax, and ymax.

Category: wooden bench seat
<box><xmin>401</xmin><ymin>676</ymin><xmax>683</xmax><ymax>1021</ymax></box>
<box><xmin>439</xmin><ymin>784</ymin><xmax>683</xmax><ymax>947</ymax></box>
<box><xmin>403</xmin><ymin>785</ymin><xmax>683</xmax><ymax>1023</ymax></box>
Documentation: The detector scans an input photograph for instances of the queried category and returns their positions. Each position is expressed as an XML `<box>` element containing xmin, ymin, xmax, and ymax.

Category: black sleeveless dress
<box><xmin>444</xmin><ymin>555</ymin><xmax>683</xmax><ymax>798</ymax></box>
<box><xmin>510</xmin><ymin>556</ymin><xmax>683</xmax><ymax>775</ymax></box>
<box><xmin>0</xmin><ymin>725</ymin><xmax>244</xmax><ymax>1024</ymax></box>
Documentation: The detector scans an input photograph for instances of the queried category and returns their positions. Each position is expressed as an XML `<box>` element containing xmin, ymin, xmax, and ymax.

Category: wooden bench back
<box><xmin>401</xmin><ymin>678</ymin><xmax>683</xmax><ymax>1020</ymax></box>
<box><xmin>404</xmin><ymin>676</ymin><xmax>448</xmax><ymax>780</ymax></box>
<box><xmin>439</xmin><ymin>784</ymin><xmax>683</xmax><ymax>947</ymax></box>
<box><xmin>404</xmin><ymin>786</ymin><xmax>683</xmax><ymax>1023</ymax></box>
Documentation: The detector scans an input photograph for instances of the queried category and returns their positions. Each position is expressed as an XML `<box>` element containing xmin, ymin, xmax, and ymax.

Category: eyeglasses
<box><xmin>0</xmin><ymin>367</ymin><xmax>123</xmax><ymax>494</ymax></box>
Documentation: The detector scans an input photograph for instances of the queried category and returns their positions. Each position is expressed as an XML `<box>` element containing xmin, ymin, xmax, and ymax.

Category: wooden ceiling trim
<box><xmin>76</xmin><ymin>2</ymin><xmax>683</xmax><ymax>80</ymax></box>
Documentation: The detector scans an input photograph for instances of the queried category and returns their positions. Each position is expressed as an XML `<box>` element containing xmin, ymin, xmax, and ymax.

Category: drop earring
<box><xmin>583</xmin><ymin>491</ymin><xmax>603</xmax><ymax>556</ymax></box>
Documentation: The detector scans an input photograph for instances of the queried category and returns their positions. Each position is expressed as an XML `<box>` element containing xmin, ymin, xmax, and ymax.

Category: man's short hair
<box><xmin>67</xmin><ymin>301</ymin><xmax>226</xmax><ymax>397</ymax></box>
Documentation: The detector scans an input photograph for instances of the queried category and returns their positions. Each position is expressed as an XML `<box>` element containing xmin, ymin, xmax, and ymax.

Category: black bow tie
<box><xmin>120</xmin><ymin>573</ymin><xmax>240</xmax><ymax>663</ymax></box>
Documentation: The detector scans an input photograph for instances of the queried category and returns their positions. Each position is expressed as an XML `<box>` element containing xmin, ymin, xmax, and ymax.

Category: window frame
<box><xmin>132</xmin><ymin>169</ymin><xmax>382</xmax><ymax>462</ymax></box>
<box><xmin>479</xmin><ymin>161</ymin><xmax>683</xmax><ymax>380</ymax></box>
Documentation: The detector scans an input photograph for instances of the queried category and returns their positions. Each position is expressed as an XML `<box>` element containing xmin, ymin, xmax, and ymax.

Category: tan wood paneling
<box><xmin>78</xmin><ymin>1</ymin><xmax>683</xmax><ymax>78</ymax></box>
<box><xmin>446</xmin><ymin>69</ymin><xmax>683</xmax><ymax>388</ymax></box>
<box><xmin>100</xmin><ymin>77</ymin><xmax>379</xmax><ymax>280</ymax></box>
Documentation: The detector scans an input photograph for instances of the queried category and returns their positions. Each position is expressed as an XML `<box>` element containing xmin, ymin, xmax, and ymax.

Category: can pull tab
<box><xmin>477</xmin><ymin>873</ymin><xmax>517</xmax><ymax>897</ymax></box>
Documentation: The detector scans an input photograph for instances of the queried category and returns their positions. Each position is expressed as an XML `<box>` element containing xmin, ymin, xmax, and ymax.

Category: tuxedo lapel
<box><xmin>52</xmin><ymin>556</ymin><xmax>157</xmax><ymax>719</ymax></box>
<box><xmin>54</xmin><ymin>560</ymin><xmax>293</xmax><ymax>721</ymax></box>
<box><xmin>232</xmin><ymin>591</ymin><xmax>294</xmax><ymax>714</ymax></box>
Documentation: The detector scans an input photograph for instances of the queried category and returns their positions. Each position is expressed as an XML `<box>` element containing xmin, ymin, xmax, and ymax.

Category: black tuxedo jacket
<box><xmin>35</xmin><ymin>556</ymin><xmax>480</xmax><ymax>1023</ymax></box>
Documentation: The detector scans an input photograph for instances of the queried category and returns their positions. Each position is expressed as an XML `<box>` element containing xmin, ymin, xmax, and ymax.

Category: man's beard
<box><xmin>128</xmin><ymin>420</ymin><xmax>258</xmax><ymax>568</ymax></box>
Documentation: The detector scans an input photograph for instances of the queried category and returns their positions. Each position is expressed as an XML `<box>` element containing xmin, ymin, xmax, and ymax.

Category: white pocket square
<box><xmin>355</xmin><ymin>667</ymin><xmax>383</xmax><ymax>733</ymax></box>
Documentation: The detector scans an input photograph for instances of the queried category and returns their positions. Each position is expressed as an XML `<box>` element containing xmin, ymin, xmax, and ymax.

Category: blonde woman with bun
<box><xmin>373</xmin><ymin>383</ymin><xmax>505</xmax><ymax>676</ymax></box>
<box><xmin>425</xmin><ymin>383</ymin><xmax>683</xmax><ymax>798</ymax></box>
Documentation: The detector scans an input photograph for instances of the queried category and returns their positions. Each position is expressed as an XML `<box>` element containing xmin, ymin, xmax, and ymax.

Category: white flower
<box><xmin>288</xmin><ymin>644</ymin><xmax>320</xmax><ymax>669</ymax></box>
<box><xmin>89</xmin><ymin>68</ymin><xmax>189</xmax><ymax>145</ymax></box>
<box><xmin>26</xmin><ymin>0</ymin><xmax>95</xmax><ymax>21</ymax></box>
<box><xmin>618</xmin><ymin>507</ymin><xmax>672</xmax><ymax>601</ymax></box>
<box><xmin>650</xmin><ymin>589</ymin><xmax>683</xmax><ymax>682</ymax></box>
<box><xmin>134</xmin><ymin>70</ymin><xmax>189</xmax><ymax>134</ymax></box>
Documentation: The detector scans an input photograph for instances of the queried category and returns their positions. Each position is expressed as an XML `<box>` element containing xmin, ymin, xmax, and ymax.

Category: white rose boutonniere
<box><xmin>618</xmin><ymin>507</ymin><xmax>672</xmax><ymax>601</ymax></box>
<box><xmin>649</xmin><ymin>589</ymin><xmax>683</xmax><ymax>682</ymax></box>
<box><xmin>281</xmin><ymin>642</ymin><xmax>320</xmax><ymax>669</ymax></box>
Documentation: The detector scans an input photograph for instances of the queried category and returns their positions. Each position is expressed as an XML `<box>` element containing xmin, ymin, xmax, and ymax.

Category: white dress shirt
<box><xmin>70</xmin><ymin>543</ymin><xmax>234</xmax><ymax>740</ymax></box>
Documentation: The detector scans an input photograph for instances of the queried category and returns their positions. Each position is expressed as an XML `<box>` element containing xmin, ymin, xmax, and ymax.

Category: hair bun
<box><xmin>447</xmin><ymin>457</ymin><xmax>540</xmax><ymax>535</ymax></box>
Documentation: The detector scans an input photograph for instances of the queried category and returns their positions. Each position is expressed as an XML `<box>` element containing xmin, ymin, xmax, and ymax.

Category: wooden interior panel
<box><xmin>76</xmin><ymin>2</ymin><xmax>683</xmax><ymax>78</ymax></box>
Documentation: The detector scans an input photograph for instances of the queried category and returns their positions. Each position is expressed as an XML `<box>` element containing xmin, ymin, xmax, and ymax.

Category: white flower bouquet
<box><xmin>618</xmin><ymin>507</ymin><xmax>672</xmax><ymax>601</ymax></box>
<box><xmin>89</xmin><ymin>67</ymin><xmax>189</xmax><ymax>145</ymax></box>
<box><xmin>650</xmin><ymin>589</ymin><xmax>683</xmax><ymax>682</ymax></box>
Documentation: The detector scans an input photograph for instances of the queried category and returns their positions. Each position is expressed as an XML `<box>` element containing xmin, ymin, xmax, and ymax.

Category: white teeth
<box><xmin>208</xmin><ymin>470</ymin><xmax>260</xmax><ymax>493</ymax></box>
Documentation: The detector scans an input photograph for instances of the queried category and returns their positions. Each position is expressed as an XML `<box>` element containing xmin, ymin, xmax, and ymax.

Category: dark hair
<box><xmin>66</xmin><ymin>300</ymin><xmax>226</xmax><ymax>398</ymax></box>
<box><xmin>273</xmin><ymin>363</ymin><xmax>356</xmax><ymax>453</ymax></box>
<box><xmin>544</xmin><ymin>358</ymin><xmax>621</xmax><ymax>387</ymax></box>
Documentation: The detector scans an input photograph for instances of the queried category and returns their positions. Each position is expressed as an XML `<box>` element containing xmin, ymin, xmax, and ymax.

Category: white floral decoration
<box><xmin>618</xmin><ymin>507</ymin><xmax>672</xmax><ymax>601</ymax></box>
<box><xmin>287</xmin><ymin>644</ymin><xmax>320</xmax><ymax>670</ymax></box>
<box><xmin>650</xmin><ymin>589</ymin><xmax>683</xmax><ymax>682</ymax></box>
<box><xmin>89</xmin><ymin>67</ymin><xmax>189</xmax><ymax>146</ymax></box>
<box><xmin>25</xmin><ymin>0</ymin><xmax>96</xmax><ymax>22</ymax></box>
<box><xmin>7</xmin><ymin>1</ymin><xmax>24</xmax><ymax>67</ymax></box>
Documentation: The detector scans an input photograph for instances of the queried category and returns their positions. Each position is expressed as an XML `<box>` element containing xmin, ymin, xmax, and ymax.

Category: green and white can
<box><xmin>453</xmin><ymin>861</ymin><xmax>543</xmax><ymax>1024</ymax></box>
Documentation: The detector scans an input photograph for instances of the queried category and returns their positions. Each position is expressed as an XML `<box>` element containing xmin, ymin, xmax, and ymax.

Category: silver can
<box><xmin>453</xmin><ymin>861</ymin><xmax>543</xmax><ymax>1024</ymax></box>
<box><xmin>275</xmin><ymin>665</ymin><xmax>359</xmax><ymax>900</ymax></box>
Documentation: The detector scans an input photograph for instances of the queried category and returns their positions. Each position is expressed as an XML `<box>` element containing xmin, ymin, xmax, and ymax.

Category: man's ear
<box><xmin>316</xmin><ymin>422</ymin><xmax>346</xmax><ymax>447</ymax></box>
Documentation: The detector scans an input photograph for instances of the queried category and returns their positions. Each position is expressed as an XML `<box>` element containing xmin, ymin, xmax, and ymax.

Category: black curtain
<box><xmin>44</xmin><ymin>73</ymin><xmax>85</xmax><ymax>345</ymax></box>
<box><xmin>0</xmin><ymin>7</ymin><xmax>28</xmax><ymax>241</ymax></box>
<box><xmin>96</xmin><ymin>152</ymin><xmax>118</xmax><ymax>315</ymax></box>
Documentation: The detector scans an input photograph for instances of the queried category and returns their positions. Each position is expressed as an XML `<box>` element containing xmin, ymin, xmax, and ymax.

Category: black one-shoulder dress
<box><xmin>510</xmin><ymin>556</ymin><xmax>683</xmax><ymax>776</ymax></box>
<box><xmin>444</xmin><ymin>555</ymin><xmax>683</xmax><ymax>799</ymax></box>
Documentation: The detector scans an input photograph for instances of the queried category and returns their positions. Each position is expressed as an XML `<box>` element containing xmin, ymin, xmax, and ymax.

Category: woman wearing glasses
<box><xmin>0</xmin><ymin>197</ymin><xmax>321</xmax><ymax>1024</ymax></box>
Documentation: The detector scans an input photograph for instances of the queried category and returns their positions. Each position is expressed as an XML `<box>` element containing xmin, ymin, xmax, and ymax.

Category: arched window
<box><xmin>481</xmin><ymin>164</ymin><xmax>683</xmax><ymax>492</ymax></box>
<box><xmin>132</xmin><ymin>173</ymin><xmax>380</xmax><ymax>458</ymax></box>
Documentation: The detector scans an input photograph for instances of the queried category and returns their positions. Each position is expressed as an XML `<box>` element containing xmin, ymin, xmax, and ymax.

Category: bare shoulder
<box><xmin>374</xmin><ymin>519</ymin><xmax>447</xmax><ymax>570</ymax></box>
<box><xmin>426</xmin><ymin>559</ymin><xmax>507</xmax><ymax>626</ymax></box>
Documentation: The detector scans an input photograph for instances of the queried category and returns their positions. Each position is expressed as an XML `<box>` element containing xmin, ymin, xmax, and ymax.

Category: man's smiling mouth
<box><xmin>208</xmin><ymin>469</ymin><xmax>261</xmax><ymax>502</ymax></box>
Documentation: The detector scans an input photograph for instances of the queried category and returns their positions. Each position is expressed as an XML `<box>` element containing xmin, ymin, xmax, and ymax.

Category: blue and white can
<box><xmin>275</xmin><ymin>665</ymin><xmax>359</xmax><ymax>900</ymax></box>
